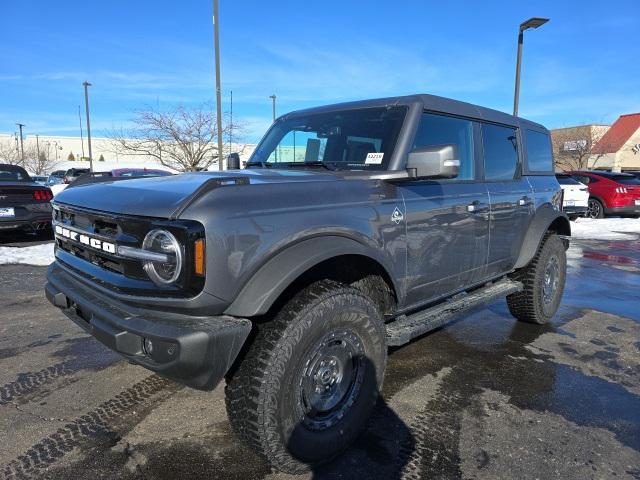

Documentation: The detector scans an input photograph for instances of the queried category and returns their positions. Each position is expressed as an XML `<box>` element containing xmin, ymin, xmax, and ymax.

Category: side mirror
<box><xmin>406</xmin><ymin>144</ymin><xmax>460</xmax><ymax>179</ymax></box>
<box><xmin>227</xmin><ymin>153</ymin><xmax>241</xmax><ymax>170</ymax></box>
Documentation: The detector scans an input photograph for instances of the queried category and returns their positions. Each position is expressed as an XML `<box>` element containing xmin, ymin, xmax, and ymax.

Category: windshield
<box><xmin>248</xmin><ymin>107</ymin><xmax>407</xmax><ymax>171</ymax></box>
<box><xmin>0</xmin><ymin>165</ymin><xmax>31</xmax><ymax>182</ymax></box>
<box><xmin>610</xmin><ymin>175</ymin><xmax>640</xmax><ymax>185</ymax></box>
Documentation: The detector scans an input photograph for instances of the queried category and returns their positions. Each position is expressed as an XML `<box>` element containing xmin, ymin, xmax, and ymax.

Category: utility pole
<box><xmin>83</xmin><ymin>81</ymin><xmax>94</xmax><ymax>172</ymax></box>
<box><xmin>78</xmin><ymin>105</ymin><xmax>85</xmax><ymax>159</ymax></box>
<box><xmin>513</xmin><ymin>17</ymin><xmax>549</xmax><ymax>116</ymax></box>
<box><xmin>269</xmin><ymin>94</ymin><xmax>276</xmax><ymax>122</ymax></box>
<box><xmin>213</xmin><ymin>0</ymin><xmax>224</xmax><ymax>171</ymax></box>
<box><xmin>229</xmin><ymin>90</ymin><xmax>233</xmax><ymax>153</ymax></box>
<box><xmin>269</xmin><ymin>95</ymin><xmax>277</xmax><ymax>162</ymax></box>
<box><xmin>16</xmin><ymin>123</ymin><xmax>25</xmax><ymax>162</ymax></box>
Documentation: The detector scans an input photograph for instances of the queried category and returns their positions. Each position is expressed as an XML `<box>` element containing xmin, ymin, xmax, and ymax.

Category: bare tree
<box><xmin>551</xmin><ymin>125</ymin><xmax>611</xmax><ymax>171</ymax></box>
<box><xmin>0</xmin><ymin>138</ymin><xmax>22</xmax><ymax>165</ymax></box>
<box><xmin>22</xmin><ymin>150</ymin><xmax>58</xmax><ymax>175</ymax></box>
<box><xmin>109</xmin><ymin>103</ymin><xmax>243</xmax><ymax>172</ymax></box>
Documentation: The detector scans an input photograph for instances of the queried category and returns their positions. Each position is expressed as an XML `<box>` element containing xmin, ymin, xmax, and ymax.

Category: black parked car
<box><xmin>0</xmin><ymin>164</ymin><xmax>53</xmax><ymax>234</ymax></box>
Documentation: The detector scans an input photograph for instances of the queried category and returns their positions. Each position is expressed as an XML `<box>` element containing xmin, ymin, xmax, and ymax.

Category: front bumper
<box><xmin>45</xmin><ymin>262</ymin><xmax>252</xmax><ymax>390</ymax></box>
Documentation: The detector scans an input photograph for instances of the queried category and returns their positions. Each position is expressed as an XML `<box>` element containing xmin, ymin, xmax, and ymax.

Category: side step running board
<box><xmin>386</xmin><ymin>278</ymin><xmax>523</xmax><ymax>347</ymax></box>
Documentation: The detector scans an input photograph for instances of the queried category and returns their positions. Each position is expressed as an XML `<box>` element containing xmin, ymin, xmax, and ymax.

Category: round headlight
<box><xmin>142</xmin><ymin>229</ymin><xmax>183</xmax><ymax>285</ymax></box>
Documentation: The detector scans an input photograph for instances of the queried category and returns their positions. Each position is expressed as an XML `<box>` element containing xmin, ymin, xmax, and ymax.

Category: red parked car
<box><xmin>568</xmin><ymin>170</ymin><xmax>640</xmax><ymax>218</ymax></box>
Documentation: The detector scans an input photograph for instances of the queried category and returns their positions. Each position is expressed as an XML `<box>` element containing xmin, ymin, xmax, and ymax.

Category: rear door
<box><xmin>481</xmin><ymin>123</ymin><xmax>534</xmax><ymax>277</ymax></box>
<box><xmin>399</xmin><ymin>112</ymin><xmax>490</xmax><ymax>308</ymax></box>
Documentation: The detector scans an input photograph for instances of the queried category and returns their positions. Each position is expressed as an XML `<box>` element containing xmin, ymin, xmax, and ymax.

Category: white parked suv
<box><xmin>556</xmin><ymin>173</ymin><xmax>589</xmax><ymax>220</ymax></box>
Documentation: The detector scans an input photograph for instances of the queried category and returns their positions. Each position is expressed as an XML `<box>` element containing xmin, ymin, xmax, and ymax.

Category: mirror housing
<box><xmin>406</xmin><ymin>144</ymin><xmax>460</xmax><ymax>179</ymax></box>
<box><xmin>226</xmin><ymin>152</ymin><xmax>241</xmax><ymax>170</ymax></box>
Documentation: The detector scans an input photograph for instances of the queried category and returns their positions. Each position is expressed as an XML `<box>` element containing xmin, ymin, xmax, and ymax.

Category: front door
<box><xmin>400</xmin><ymin>112</ymin><xmax>490</xmax><ymax>309</ymax></box>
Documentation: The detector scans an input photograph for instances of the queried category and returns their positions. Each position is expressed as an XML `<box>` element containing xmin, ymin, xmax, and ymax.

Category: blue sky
<box><xmin>1</xmin><ymin>0</ymin><xmax>639</xmax><ymax>143</ymax></box>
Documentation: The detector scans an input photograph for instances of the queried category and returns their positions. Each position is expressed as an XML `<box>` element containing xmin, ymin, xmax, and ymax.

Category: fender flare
<box><xmin>224</xmin><ymin>235</ymin><xmax>398</xmax><ymax>317</ymax></box>
<box><xmin>514</xmin><ymin>206</ymin><xmax>571</xmax><ymax>269</ymax></box>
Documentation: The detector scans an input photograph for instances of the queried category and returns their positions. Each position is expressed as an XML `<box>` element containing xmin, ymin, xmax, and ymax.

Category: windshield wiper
<box><xmin>282</xmin><ymin>161</ymin><xmax>338</xmax><ymax>171</ymax></box>
<box><xmin>245</xmin><ymin>161</ymin><xmax>271</xmax><ymax>168</ymax></box>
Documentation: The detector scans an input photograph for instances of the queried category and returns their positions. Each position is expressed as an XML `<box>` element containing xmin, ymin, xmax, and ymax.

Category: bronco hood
<box><xmin>53</xmin><ymin>169</ymin><xmax>338</xmax><ymax>218</ymax></box>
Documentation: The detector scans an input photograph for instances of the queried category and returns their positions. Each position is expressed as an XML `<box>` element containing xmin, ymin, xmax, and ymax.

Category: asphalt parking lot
<box><xmin>0</xmin><ymin>235</ymin><xmax>639</xmax><ymax>480</ymax></box>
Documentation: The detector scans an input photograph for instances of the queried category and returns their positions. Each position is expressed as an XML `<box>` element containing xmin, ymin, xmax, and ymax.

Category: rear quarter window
<box><xmin>525</xmin><ymin>129</ymin><xmax>553</xmax><ymax>172</ymax></box>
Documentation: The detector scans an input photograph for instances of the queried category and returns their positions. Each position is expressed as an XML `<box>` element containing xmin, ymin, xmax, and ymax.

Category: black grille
<box><xmin>52</xmin><ymin>203</ymin><xmax>205</xmax><ymax>298</ymax></box>
<box><xmin>53</xmin><ymin>205</ymin><xmax>149</xmax><ymax>280</ymax></box>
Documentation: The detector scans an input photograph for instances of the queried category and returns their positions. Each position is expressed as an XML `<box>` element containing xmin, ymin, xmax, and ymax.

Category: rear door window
<box><xmin>482</xmin><ymin>123</ymin><xmax>519</xmax><ymax>181</ymax></box>
<box><xmin>525</xmin><ymin>130</ymin><xmax>553</xmax><ymax>172</ymax></box>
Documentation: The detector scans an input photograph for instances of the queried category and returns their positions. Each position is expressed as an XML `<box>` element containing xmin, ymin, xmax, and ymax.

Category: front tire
<box><xmin>507</xmin><ymin>234</ymin><xmax>567</xmax><ymax>324</ymax></box>
<box><xmin>225</xmin><ymin>280</ymin><xmax>387</xmax><ymax>473</ymax></box>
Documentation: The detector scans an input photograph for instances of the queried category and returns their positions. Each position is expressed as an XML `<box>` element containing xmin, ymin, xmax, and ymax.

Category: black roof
<box><xmin>283</xmin><ymin>93</ymin><xmax>547</xmax><ymax>132</ymax></box>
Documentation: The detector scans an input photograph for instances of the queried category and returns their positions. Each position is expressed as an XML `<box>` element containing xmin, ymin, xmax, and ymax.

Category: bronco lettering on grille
<box><xmin>54</xmin><ymin>225</ymin><xmax>116</xmax><ymax>254</ymax></box>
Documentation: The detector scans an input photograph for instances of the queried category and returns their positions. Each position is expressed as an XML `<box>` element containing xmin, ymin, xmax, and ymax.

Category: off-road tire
<box><xmin>507</xmin><ymin>233</ymin><xmax>566</xmax><ymax>324</ymax></box>
<box><xmin>225</xmin><ymin>280</ymin><xmax>387</xmax><ymax>473</ymax></box>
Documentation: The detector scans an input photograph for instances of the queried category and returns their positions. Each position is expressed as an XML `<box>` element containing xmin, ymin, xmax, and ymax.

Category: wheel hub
<box><xmin>299</xmin><ymin>330</ymin><xmax>365</xmax><ymax>430</ymax></box>
<box><xmin>587</xmin><ymin>199</ymin><xmax>601</xmax><ymax>218</ymax></box>
<box><xmin>543</xmin><ymin>255</ymin><xmax>560</xmax><ymax>305</ymax></box>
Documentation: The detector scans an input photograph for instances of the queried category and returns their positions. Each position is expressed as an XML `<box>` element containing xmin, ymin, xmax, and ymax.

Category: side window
<box><xmin>413</xmin><ymin>113</ymin><xmax>475</xmax><ymax>180</ymax></box>
<box><xmin>525</xmin><ymin>129</ymin><xmax>553</xmax><ymax>172</ymax></box>
<box><xmin>482</xmin><ymin>123</ymin><xmax>519</xmax><ymax>181</ymax></box>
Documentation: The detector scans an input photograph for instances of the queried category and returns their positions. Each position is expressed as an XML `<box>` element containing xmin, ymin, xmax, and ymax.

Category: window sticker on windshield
<box><xmin>364</xmin><ymin>152</ymin><xmax>384</xmax><ymax>165</ymax></box>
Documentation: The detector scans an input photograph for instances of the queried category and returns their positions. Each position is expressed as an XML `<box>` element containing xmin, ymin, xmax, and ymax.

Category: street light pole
<box><xmin>269</xmin><ymin>94</ymin><xmax>276</xmax><ymax>122</ymax></box>
<box><xmin>513</xmin><ymin>17</ymin><xmax>549</xmax><ymax>117</ymax></box>
<box><xmin>269</xmin><ymin>94</ymin><xmax>278</xmax><ymax>161</ymax></box>
<box><xmin>36</xmin><ymin>134</ymin><xmax>40</xmax><ymax>159</ymax></box>
<box><xmin>83</xmin><ymin>81</ymin><xmax>94</xmax><ymax>172</ymax></box>
<box><xmin>16</xmin><ymin>123</ymin><xmax>25</xmax><ymax>162</ymax></box>
<box><xmin>213</xmin><ymin>0</ymin><xmax>224</xmax><ymax>171</ymax></box>
<box><xmin>78</xmin><ymin>104</ymin><xmax>85</xmax><ymax>159</ymax></box>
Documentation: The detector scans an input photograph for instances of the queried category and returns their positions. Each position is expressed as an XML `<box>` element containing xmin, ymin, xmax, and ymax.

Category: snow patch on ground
<box><xmin>0</xmin><ymin>243</ymin><xmax>55</xmax><ymax>266</ymax></box>
<box><xmin>570</xmin><ymin>218</ymin><xmax>640</xmax><ymax>241</ymax></box>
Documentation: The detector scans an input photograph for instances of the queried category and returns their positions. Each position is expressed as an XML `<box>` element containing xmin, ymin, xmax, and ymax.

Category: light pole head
<box><xmin>83</xmin><ymin>81</ymin><xmax>92</xmax><ymax>87</ymax></box>
<box><xmin>520</xmin><ymin>17</ymin><xmax>549</xmax><ymax>32</ymax></box>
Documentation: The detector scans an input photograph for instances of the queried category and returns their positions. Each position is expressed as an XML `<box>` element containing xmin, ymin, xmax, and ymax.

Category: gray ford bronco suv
<box><xmin>45</xmin><ymin>94</ymin><xmax>570</xmax><ymax>473</ymax></box>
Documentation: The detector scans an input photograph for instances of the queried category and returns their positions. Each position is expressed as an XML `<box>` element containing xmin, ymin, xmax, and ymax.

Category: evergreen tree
<box><xmin>67</xmin><ymin>152</ymin><xmax>75</xmax><ymax>161</ymax></box>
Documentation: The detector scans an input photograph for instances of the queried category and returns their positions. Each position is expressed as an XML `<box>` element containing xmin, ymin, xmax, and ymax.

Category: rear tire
<box><xmin>587</xmin><ymin>198</ymin><xmax>605</xmax><ymax>218</ymax></box>
<box><xmin>507</xmin><ymin>234</ymin><xmax>566</xmax><ymax>324</ymax></box>
<box><xmin>225</xmin><ymin>280</ymin><xmax>387</xmax><ymax>473</ymax></box>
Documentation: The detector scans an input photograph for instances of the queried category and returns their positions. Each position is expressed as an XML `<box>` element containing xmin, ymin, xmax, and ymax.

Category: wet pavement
<box><xmin>0</xmin><ymin>235</ymin><xmax>639</xmax><ymax>479</ymax></box>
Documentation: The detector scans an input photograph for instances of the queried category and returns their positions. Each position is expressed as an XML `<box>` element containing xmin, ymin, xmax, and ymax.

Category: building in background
<box><xmin>551</xmin><ymin>113</ymin><xmax>640</xmax><ymax>172</ymax></box>
<box><xmin>0</xmin><ymin>133</ymin><xmax>255</xmax><ymax>174</ymax></box>
<box><xmin>591</xmin><ymin>113</ymin><xmax>640</xmax><ymax>172</ymax></box>
<box><xmin>551</xmin><ymin>124</ymin><xmax>610</xmax><ymax>172</ymax></box>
